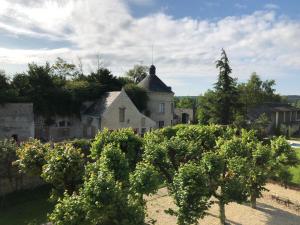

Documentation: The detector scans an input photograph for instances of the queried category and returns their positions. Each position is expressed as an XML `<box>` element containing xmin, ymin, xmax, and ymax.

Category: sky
<box><xmin>0</xmin><ymin>0</ymin><xmax>299</xmax><ymax>96</ymax></box>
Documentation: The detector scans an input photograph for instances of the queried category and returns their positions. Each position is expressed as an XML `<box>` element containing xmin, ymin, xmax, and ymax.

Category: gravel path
<box><xmin>146</xmin><ymin>183</ymin><xmax>300</xmax><ymax>225</ymax></box>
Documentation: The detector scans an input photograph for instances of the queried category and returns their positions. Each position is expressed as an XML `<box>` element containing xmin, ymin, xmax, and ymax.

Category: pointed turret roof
<box><xmin>138</xmin><ymin>65</ymin><xmax>173</xmax><ymax>93</ymax></box>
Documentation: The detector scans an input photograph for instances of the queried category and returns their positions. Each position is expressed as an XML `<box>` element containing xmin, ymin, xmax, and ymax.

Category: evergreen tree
<box><xmin>214</xmin><ymin>49</ymin><xmax>239</xmax><ymax>125</ymax></box>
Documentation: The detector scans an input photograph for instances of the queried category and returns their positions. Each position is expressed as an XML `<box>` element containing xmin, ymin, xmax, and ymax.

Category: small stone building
<box><xmin>0</xmin><ymin>103</ymin><xmax>34</xmax><ymax>140</ymax></box>
<box><xmin>174</xmin><ymin>108</ymin><xmax>194</xmax><ymax>124</ymax></box>
<box><xmin>138</xmin><ymin>65</ymin><xmax>174</xmax><ymax>128</ymax></box>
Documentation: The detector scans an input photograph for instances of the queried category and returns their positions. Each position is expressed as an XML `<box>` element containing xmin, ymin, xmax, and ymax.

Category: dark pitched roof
<box><xmin>138</xmin><ymin>65</ymin><xmax>173</xmax><ymax>93</ymax></box>
<box><xmin>247</xmin><ymin>103</ymin><xmax>300</xmax><ymax>120</ymax></box>
<box><xmin>83</xmin><ymin>91</ymin><xmax>120</xmax><ymax>116</ymax></box>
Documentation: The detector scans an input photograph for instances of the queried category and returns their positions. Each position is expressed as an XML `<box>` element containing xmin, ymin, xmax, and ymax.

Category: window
<box><xmin>119</xmin><ymin>108</ymin><xmax>126</xmax><ymax>122</ymax></box>
<box><xmin>59</xmin><ymin>121</ymin><xmax>65</xmax><ymax>127</ymax></box>
<box><xmin>171</xmin><ymin>103</ymin><xmax>174</xmax><ymax>113</ymax></box>
<box><xmin>158</xmin><ymin>121</ymin><xmax>164</xmax><ymax>128</ymax></box>
<box><xmin>141</xmin><ymin>117</ymin><xmax>146</xmax><ymax>127</ymax></box>
<box><xmin>159</xmin><ymin>103</ymin><xmax>165</xmax><ymax>113</ymax></box>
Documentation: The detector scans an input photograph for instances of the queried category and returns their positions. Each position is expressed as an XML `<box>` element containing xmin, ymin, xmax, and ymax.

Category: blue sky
<box><xmin>0</xmin><ymin>0</ymin><xmax>299</xmax><ymax>96</ymax></box>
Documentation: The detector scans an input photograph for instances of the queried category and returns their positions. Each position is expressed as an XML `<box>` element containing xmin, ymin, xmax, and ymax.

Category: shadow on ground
<box><xmin>257</xmin><ymin>202</ymin><xmax>300</xmax><ymax>225</ymax></box>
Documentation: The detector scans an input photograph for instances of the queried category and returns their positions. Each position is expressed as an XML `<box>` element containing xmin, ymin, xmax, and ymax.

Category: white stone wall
<box><xmin>35</xmin><ymin>115</ymin><xmax>83</xmax><ymax>141</ymax></box>
<box><xmin>0</xmin><ymin>103</ymin><xmax>34</xmax><ymax>140</ymax></box>
<box><xmin>147</xmin><ymin>92</ymin><xmax>174</xmax><ymax>128</ymax></box>
<box><xmin>101</xmin><ymin>90</ymin><xmax>156</xmax><ymax>134</ymax></box>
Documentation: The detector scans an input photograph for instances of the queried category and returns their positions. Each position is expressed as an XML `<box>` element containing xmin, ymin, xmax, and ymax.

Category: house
<box><xmin>0</xmin><ymin>103</ymin><xmax>34</xmax><ymax>141</ymax></box>
<box><xmin>138</xmin><ymin>65</ymin><xmax>175</xmax><ymax>128</ymax></box>
<box><xmin>248</xmin><ymin>103</ymin><xmax>300</xmax><ymax>135</ymax></box>
<box><xmin>34</xmin><ymin>88</ymin><xmax>156</xmax><ymax>141</ymax></box>
<box><xmin>81</xmin><ymin>88</ymin><xmax>155</xmax><ymax>138</ymax></box>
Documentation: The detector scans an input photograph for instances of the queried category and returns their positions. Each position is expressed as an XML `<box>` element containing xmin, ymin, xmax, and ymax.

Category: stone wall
<box><xmin>0</xmin><ymin>103</ymin><xmax>34</xmax><ymax>140</ymax></box>
<box><xmin>35</xmin><ymin>115</ymin><xmax>83</xmax><ymax>141</ymax></box>
<box><xmin>0</xmin><ymin>175</ymin><xmax>43</xmax><ymax>196</ymax></box>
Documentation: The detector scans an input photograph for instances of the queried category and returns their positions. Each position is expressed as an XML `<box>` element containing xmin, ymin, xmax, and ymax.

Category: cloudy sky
<box><xmin>0</xmin><ymin>0</ymin><xmax>299</xmax><ymax>96</ymax></box>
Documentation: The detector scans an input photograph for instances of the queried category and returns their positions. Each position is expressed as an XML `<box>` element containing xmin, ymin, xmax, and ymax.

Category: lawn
<box><xmin>289</xmin><ymin>148</ymin><xmax>300</xmax><ymax>185</ymax></box>
<box><xmin>0</xmin><ymin>186</ymin><xmax>53</xmax><ymax>225</ymax></box>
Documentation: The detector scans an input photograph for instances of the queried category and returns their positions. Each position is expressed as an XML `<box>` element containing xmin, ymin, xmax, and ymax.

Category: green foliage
<box><xmin>130</xmin><ymin>162</ymin><xmax>160</xmax><ymax>195</ymax></box>
<box><xmin>124</xmin><ymin>83</ymin><xmax>149</xmax><ymax>112</ymax></box>
<box><xmin>15</xmin><ymin>139</ymin><xmax>49</xmax><ymax>176</ymax></box>
<box><xmin>141</xmin><ymin>125</ymin><xmax>227</xmax><ymax>224</ymax></box>
<box><xmin>91</xmin><ymin>128</ymin><xmax>143</xmax><ymax>170</ymax></box>
<box><xmin>41</xmin><ymin>143</ymin><xmax>85</xmax><ymax>194</ymax></box>
<box><xmin>0</xmin><ymin>139</ymin><xmax>18</xmax><ymax>184</ymax></box>
<box><xmin>51</xmin><ymin>57</ymin><xmax>78</xmax><ymax>79</ymax></box>
<box><xmin>0</xmin><ymin>71</ymin><xmax>19</xmax><ymax>103</ymax></box>
<box><xmin>171</xmin><ymin>162</ymin><xmax>211</xmax><ymax>225</ymax></box>
<box><xmin>214</xmin><ymin>49</ymin><xmax>239</xmax><ymax>125</ymax></box>
<box><xmin>196</xmin><ymin>90</ymin><xmax>218</xmax><ymax>124</ymax></box>
<box><xmin>238</xmin><ymin>73</ymin><xmax>282</xmax><ymax>110</ymax></box>
<box><xmin>289</xmin><ymin>148</ymin><xmax>300</xmax><ymax>185</ymax></box>
<box><xmin>48</xmin><ymin>193</ymin><xmax>86</xmax><ymax>225</ymax></box>
<box><xmin>237</xmin><ymin>130</ymin><xmax>272</xmax><ymax>208</ymax></box>
<box><xmin>125</xmin><ymin>64</ymin><xmax>148</xmax><ymax>83</ymax></box>
<box><xmin>1</xmin><ymin>59</ymin><xmax>126</xmax><ymax>117</ymax></box>
<box><xmin>68</xmin><ymin>139</ymin><xmax>91</xmax><ymax>157</ymax></box>
<box><xmin>49</xmin><ymin>140</ymin><xmax>148</xmax><ymax>225</ymax></box>
<box><xmin>250</xmin><ymin>113</ymin><xmax>270</xmax><ymax>139</ymax></box>
<box><xmin>174</xmin><ymin>96</ymin><xmax>195</xmax><ymax>109</ymax></box>
<box><xmin>270</xmin><ymin>137</ymin><xmax>299</xmax><ymax>186</ymax></box>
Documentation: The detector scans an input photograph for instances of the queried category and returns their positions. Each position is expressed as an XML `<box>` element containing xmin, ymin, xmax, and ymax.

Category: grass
<box><xmin>289</xmin><ymin>148</ymin><xmax>300</xmax><ymax>185</ymax></box>
<box><xmin>0</xmin><ymin>185</ymin><xmax>53</xmax><ymax>225</ymax></box>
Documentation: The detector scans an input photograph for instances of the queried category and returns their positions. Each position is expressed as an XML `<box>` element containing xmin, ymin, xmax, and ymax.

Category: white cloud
<box><xmin>0</xmin><ymin>0</ymin><xmax>299</xmax><ymax>95</ymax></box>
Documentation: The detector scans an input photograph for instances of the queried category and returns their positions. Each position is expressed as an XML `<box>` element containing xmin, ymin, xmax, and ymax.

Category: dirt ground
<box><xmin>146</xmin><ymin>183</ymin><xmax>300</xmax><ymax>225</ymax></box>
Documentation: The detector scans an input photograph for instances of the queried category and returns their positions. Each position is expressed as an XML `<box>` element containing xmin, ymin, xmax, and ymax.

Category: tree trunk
<box><xmin>250</xmin><ymin>194</ymin><xmax>257</xmax><ymax>209</ymax></box>
<box><xmin>219</xmin><ymin>200</ymin><xmax>225</xmax><ymax>225</ymax></box>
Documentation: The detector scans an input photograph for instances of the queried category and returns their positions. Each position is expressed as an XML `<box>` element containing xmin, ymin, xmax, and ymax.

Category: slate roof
<box><xmin>138</xmin><ymin>65</ymin><xmax>173</xmax><ymax>93</ymax></box>
<box><xmin>84</xmin><ymin>91</ymin><xmax>120</xmax><ymax>116</ymax></box>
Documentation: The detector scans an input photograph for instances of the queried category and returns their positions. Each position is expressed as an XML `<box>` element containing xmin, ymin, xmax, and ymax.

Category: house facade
<box><xmin>81</xmin><ymin>88</ymin><xmax>155</xmax><ymax>138</ymax></box>
<box><xmin>138</xmin><ymin>65</ymin><xmax>175</xmax><ymax>128</ymax></box>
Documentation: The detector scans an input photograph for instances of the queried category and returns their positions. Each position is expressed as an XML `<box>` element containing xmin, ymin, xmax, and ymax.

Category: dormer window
<box><xmin>159</xmin><ymin>103</ymin><xmax>165</xmax><ymax>114</ymax></box>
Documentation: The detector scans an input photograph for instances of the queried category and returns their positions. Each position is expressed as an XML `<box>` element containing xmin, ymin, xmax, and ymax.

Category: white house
<box><xmin>81</xmin><ymin>88</ymin><xmax>156</xmax><ymax>138</ymax></box>
<box><xmin>138</xmin><ymin>65</ymin><xmax>175</xmax><ymax>128</ymax></box>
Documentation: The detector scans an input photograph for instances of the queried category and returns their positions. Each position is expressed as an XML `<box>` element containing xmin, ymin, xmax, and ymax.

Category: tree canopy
<box><xmin>0</xmin><ymin>58</ymin><xmax>148</xmax><ymax>118</ymax></box>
